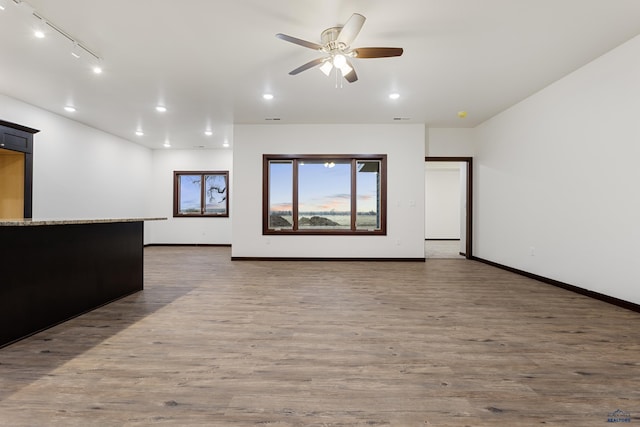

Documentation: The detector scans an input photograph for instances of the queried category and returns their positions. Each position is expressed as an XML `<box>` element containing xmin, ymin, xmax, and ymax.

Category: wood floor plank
<box><xmin>0</xmin><ymin>246</ymin><xmax>639</xmax><ymax>426</ymax></box>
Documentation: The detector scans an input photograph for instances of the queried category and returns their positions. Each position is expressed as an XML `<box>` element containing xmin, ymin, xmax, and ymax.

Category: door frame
<box><xmin>425</xmin><ymin>156</ymin><xmax>473</xmax><ymax>259</ymax></box>
<box><xmin>0</xmin><ymin>120</ymin><xmax>39</xmax><ymax>219</ymax></box>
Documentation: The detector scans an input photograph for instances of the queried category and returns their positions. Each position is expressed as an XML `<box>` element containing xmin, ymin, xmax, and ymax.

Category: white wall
<box><xmin>425</xmin><ymin>163</ymin><xmax>461</xmax><ymax>239</ymax></box>
<box><xmin>146</xmin><ymin>149</ymin><xmax>233</xmax><ymax>244</ymax></box>
<box><xmin>427</xmin><ymin>128</ymin><xmax>475</xmax><ymax>157</ymax></box>
<box><xmin>232</xmin><ymin>124</ymin><xmax>425</xmax><ymax>259</ymax></box>
<box><xmin>475</xmin><ymin>34</ymin><xmax>640</xmax><ymax>304</ymax></box>
<box><xmin>0</xmin><ymin>94</ymin><xmax>152</xmax><ymax>221</ymax></box>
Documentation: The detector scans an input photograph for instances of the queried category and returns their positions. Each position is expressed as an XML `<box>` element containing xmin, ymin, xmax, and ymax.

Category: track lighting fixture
<box><xmin>16</xmin><ymin>1</ymin><xmax>103</xmax><ymax>73</ymax></box>
<box><xmin>15</xmin><ymin>0</ymin><xmax>34</xmax><ymax>15</ymax></box>
<box><xmin>71</xmin><ymin>42</ymin><xmax>81</xmax><ymax>59</ymax></box>
<box><xmin>33</xmin><ymin>17</ymin><xmax>45</xmax><ymax>38</ymax></box>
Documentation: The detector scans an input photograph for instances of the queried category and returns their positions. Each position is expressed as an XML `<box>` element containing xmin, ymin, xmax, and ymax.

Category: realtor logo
<box><xmin>607</xmin><ymin>409</ymin><xmax>631</xmax><ymax>423</ymax></box>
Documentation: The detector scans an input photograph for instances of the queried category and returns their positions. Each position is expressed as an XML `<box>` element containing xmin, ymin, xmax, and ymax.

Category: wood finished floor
<box><xmin>1</xmin><ymin>247</ymin><xmax>639</xmax><ymax>426</ymax></box>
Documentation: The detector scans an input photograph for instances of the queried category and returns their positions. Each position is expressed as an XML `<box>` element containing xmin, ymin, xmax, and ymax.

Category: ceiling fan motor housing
<box><xmin>321</xmin><ymin>27</ymin><xmax>347</xmax><ymax>52</ymax></box>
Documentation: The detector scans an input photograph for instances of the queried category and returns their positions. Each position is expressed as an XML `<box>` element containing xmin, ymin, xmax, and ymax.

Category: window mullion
<box><xmin>200</xmin><ymin>174</ymin><xmax>205</xmax><ymax>214</ymax></box>
<box><xmin>350</xmin><ymin>159</ymin><xmax>357</xmax><ymax>231</ymax></box>
<box><xmin>175</xmin><ymin>174</ymin><xmax>180</xmax><ymax>216</ymax></box>
<box><xmin>292</xmin><ymin>159</ymin><xmax>299</xmax><ymax>231</ymax></box>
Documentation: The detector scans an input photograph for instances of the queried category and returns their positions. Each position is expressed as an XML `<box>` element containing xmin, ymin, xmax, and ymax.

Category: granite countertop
<box><xmin>0</xmin><ymin>217</ymin><xmax>167</xmax><ymax>226</ymax></box>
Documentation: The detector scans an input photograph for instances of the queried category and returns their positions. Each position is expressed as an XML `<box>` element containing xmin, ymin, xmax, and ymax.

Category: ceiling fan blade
<box><xmin>289</xmin><ymin>57</ymin><xmax>327</xmax><ymax>75</ymax></box>
<box><xmin>343</xmin><ymin>59</ymin><xmax>358</xmax><ymax>83</ymax></box>
<box><xmin>336</xmin><ymin>13</ymin><xmax>366</xmax><ymax>46</ymax></box>
<box><xmin>276</xmin><ymin>33</ymin><xmax>323</xmax><ymax>51</ymax></box>
<box><xmin>352</xmin><ymin>47</ymin><xmax>404</xmax><ymax>58</ymax></box>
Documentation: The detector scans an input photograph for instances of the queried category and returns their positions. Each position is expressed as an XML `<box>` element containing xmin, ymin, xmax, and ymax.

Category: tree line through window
<box><xmin>263</xmin><ymin>154</ymin><xmax>387</xmax><ymax>235</ymax></box>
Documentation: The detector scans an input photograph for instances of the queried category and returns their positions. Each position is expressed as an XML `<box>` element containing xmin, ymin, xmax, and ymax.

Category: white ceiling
<box><xmin>1</xmin><ymin>0</ymin><xmax>639</xmax><ymax>149</ymax></box>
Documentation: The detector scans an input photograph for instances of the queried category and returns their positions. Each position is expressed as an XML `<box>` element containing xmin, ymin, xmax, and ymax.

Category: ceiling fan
<box><xmin>276</xmin><ymin>13</ymin><xmax>403</xmax><ymax>83</ymax></box>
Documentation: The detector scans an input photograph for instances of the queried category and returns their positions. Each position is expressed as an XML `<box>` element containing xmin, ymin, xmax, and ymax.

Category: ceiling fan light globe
<box><xmin>333</xmin><ymin>54</ymin><xmax>347</xmax><ymax>68</ymax></box>
<box><xmin>319</xmin><ymin>61</ymin><xmax>333</xmax><ymax>76</ymax></box>
<box><xmin>339</xmin><ymin>63</ymin><xmax>353</xmax><ymax>76</ymax></box>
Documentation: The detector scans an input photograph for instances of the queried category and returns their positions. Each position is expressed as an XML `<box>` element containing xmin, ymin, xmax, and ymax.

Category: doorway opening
<box><xmin>0</xmin><ymin>148</ymin><xmax>26</xmax><ymax>219</ymax></box>
<box><xmin>425</xmin><ymin>157</ymin><xmax>472</xmax><ymax>259</ymax></box>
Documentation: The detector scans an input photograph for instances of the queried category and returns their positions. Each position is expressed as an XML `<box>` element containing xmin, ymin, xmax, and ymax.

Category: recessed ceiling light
<box><xmin>92</xmin><ymin>65</ymin><xmax>103</xmax><ymax>74</ymax></box>
<box><xmin>389</xmin><ymin>93</ymin><xmax>400</xmax><ymax>100</ymax></box>
<box><xmin>163</xmin><ymin>140</ymin><xmax>171</xmax><ymax>148</ymax></box>
<box><xmin>34</xmin><ymin>29</ymin><xmax>45</xmax><ymax>39</ymax></box>
<box><xmin>223</xmin><ymin>140</ymin><xmax>230</xmax><ymax>148</ymax></box>
<box><xmin>135</xmin><ymin>130</ymin><xmax>144</xmax><ymax>136</ymax></box>
<box><xmin>263</xmin><ymin>93</ymin><xmax>274</xmax><ymax>100</ymax></box>
<box><xmin>0</xmin><ymin>2</ymin><xmax>6</xmax><ymax>11</ymax></box>
<box><xmin>64</xmin><ymin>105</ymin><xmax>76</xmax><ymax>112</ymax></box>
<box><xmin>156</xmin><ymin>105</ymin><xmax>167</xmax><ymax>113</ymax></box>
<box><xmin>204</xmin><ymin>130</ymin><xmax>213</xmax><ymax>136</ymax></box>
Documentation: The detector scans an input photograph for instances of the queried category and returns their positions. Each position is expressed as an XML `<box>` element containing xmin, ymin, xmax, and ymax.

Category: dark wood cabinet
<box><xmin>0</xmin><ymin>220</ymin><xmax>145</xmax><ymax>348</ymax></box>
<box><xmin>1</xmin><ymin>128</ymin><xmax>33</xmax><ymax>152</ymax></box>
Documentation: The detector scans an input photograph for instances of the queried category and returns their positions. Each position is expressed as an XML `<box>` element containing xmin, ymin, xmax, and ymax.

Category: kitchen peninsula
<box><xmin>0</xmin><ymin>217</ymin><xmax>164</xmax><ymax>347</ymax></box>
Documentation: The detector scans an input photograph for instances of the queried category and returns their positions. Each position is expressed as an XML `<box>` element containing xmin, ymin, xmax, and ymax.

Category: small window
<box><xmin>173</xmin><ymin>171</ymin><xmax>229</xmax><ymax>217</ymax></box>
<box><xmin>263</xmin><ymin>155</ymin><xmax>387</xmax><ymax>235</ymax></box>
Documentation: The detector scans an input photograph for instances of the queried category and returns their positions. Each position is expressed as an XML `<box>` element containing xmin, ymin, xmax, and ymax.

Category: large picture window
<box><xmin>263</xmin><ymin>155</ymin><xmax>387</xmax><ymax>235</ymax></box>
<box><xmin>173</xmin><ymin>171</ymin><xmax>229</xmax><ymax>217</ymax></box>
